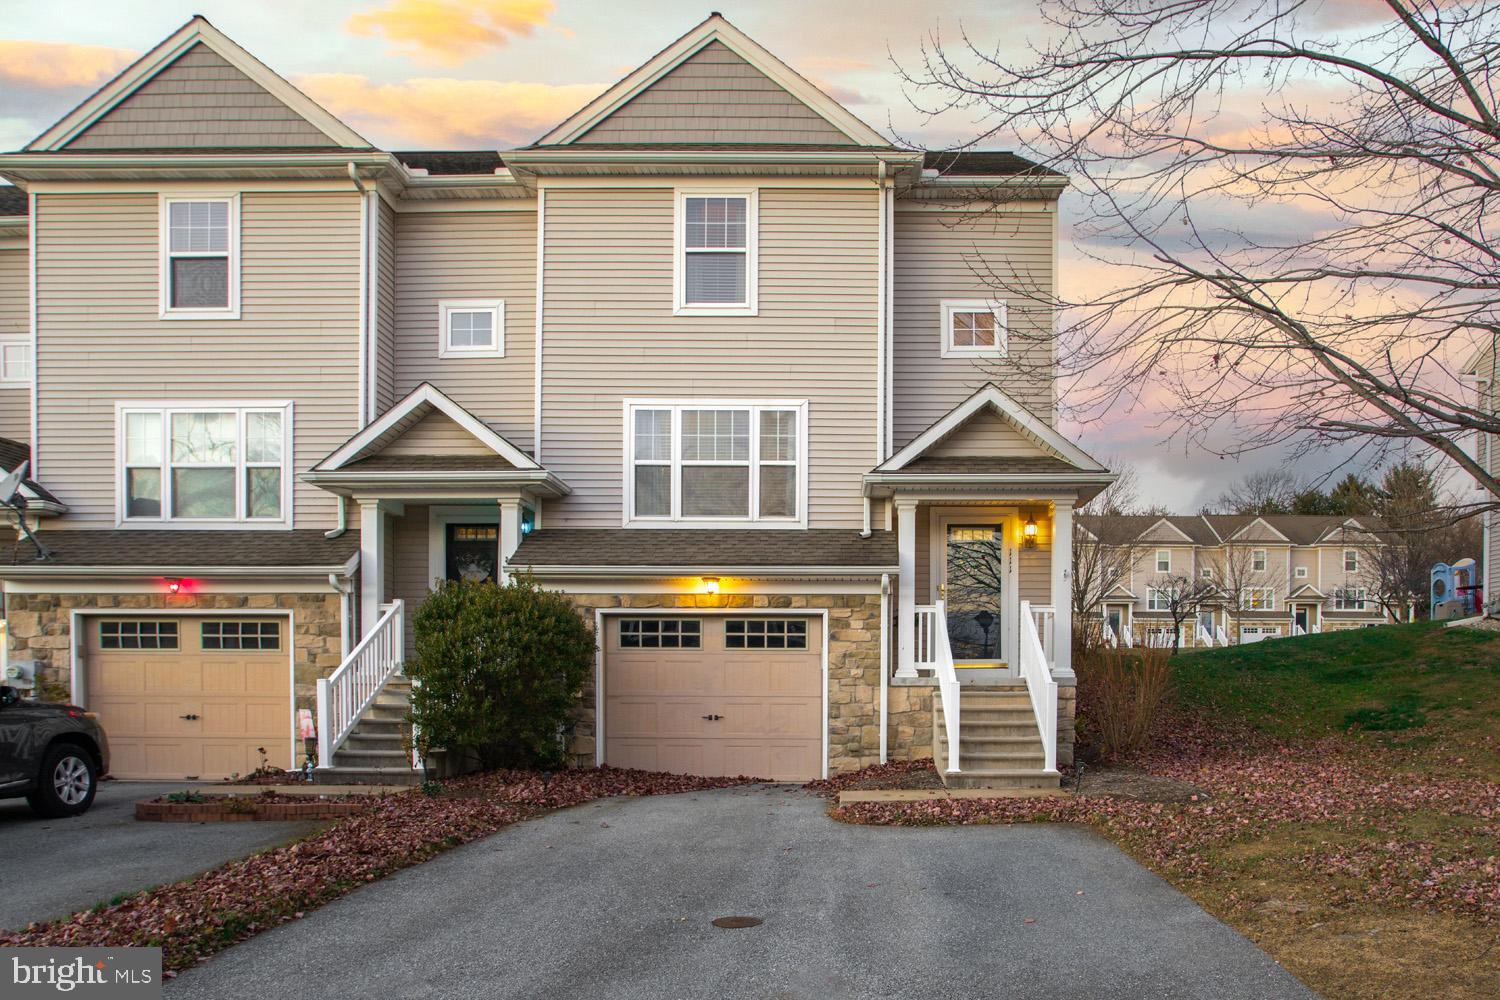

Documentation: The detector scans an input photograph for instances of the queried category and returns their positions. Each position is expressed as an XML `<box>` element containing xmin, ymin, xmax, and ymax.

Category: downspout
<box><xmin>328</xmin><ymin>570</ymin><xmax>354</xmax><ymax>660</ymax></box>
<box><xmin>875</xmin><ymin>159</ymin><xmax>887</xmax><ymax>467</ymax></box>
<box><xmin>879</xmin><ymin>572</ymin><xmax>891</xmax><ymax>763</ymax></box>
<box><xmin>324</xmin><ymin>494</ymin><xmax>349</xmax><ymax>539</ymax></box>
<box><xmin>348</xmin><ymin>163</ymin><xmax>371</xmax><ymax>425</ymax></box>
<box><xmin>860</xmin><ymin>496</ymin><xmax>872</xmax><ymax>538</ymax></box>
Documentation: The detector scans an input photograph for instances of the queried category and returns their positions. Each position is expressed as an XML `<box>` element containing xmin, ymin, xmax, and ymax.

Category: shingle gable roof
<box><xmin>514</xmin><ymin>528</ymin><xmax>897</xmax><ymax>571</ymax></box>
<box><xmin>923</xmin><ymin>151</ymin><xmax>1063</xmax><ymax>178</ymax></box>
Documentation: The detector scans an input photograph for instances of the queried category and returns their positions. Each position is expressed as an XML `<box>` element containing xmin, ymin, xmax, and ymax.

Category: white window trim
<box><xmin>1295</xmin><ymin>566</ymin><xmax>1309</xmax><ymax>578</ymax></box>
<box><xmin>1200</xmin><ymin>567</ymin><xmax>1214</xmax><ymax>579</ymax></box>
<box><xmin>1252</xmin><ymin>548</ymin><xmax>1268</xmax><ymax>572</ymax></box>
<box><xmin>672</xmin><ymin>189</ymin><xmax>759</xmax><ymax>317</ymax></box>
<box><xmin>114</xmin><ymin>400</ymin><xmax>293</xmax><ymax>530</ymax></box>
<box><xmin>939</xmin><ymin>299</ymin><xmax>1009</xmax><ymax>359</ymax></box>
<box><xmin>1147</xmin><ymin>586</ymin><xmax>1178</xmax><ymax>611</ymax></box>
<box><xmin>437</xmin><ymin>299</ymin><xmax>506</xmax><ymax>359</ymax></box>
<box><xmin>0</xmin><ymin>337</ymin><xmax>32</xmax><ymax>387</ymax></box>
<box><xmin>1333</xmin><ymin>587</ymin><xmax>1368</xmax><ymax>611</ymax></box>
<box><xmin>158</xmin><ymin>193</ymin><xmax>241</xmax><ymax>321</ymax></box>
<box><xmin>1155</xmin><ymin>549</ymin><xmax>1171</xmax><ymax>572</ymax></box>
<box><xmin>1343</xmin><ymin>548</ymin><xmax>1359</xmax><ymax>573</ymax></box>
<box><xmin>1241</xmin><ymin>586</ymin><xmax>1277</xmax><ymax>611</ymax></box>
<box><xmin>622</xmin><ymin>397</ymin><xmax>808</xmax><ymax>529</ymax></box>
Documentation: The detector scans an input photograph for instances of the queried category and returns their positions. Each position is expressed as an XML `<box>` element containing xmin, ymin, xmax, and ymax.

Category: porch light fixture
<box><xmin>702</xmin><ymin>576</ymin><xmax>721</xmax><ymax>595</ymax></box>
<box><xmin>165</xmin><ymin>577</ymin><xmax>183</xmax><ymax>594</ymax></box>
<box><xmin>1023</xmin><ymin>516</ymin><xmax>1039</xmax><ymax>549</ymax></box>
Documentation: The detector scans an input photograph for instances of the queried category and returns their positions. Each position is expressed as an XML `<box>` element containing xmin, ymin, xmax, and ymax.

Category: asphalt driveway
<box><xmin>172</xmin><ymin>785</ymin><xmax>1314</xmax><ymax>1000</ymax></box>
<box><xmin>0</xmin><ymin>780</ymin><xmax>317</xmax><ymax>931</ymax></box>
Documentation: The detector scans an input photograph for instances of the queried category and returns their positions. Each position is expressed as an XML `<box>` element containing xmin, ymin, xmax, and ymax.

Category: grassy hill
<box><xmin>1170</xmin><ymin>621</ymin><xmax>1500</xmax><ymax>765</ymax></box>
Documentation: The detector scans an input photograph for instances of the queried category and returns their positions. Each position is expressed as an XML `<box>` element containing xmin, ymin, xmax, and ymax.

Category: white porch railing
<box><xmin>317</xmin><ymin>599</ymin><xmax>405</xmax><ymax>768</ymax></box>
<box><xmin>1195</xmin><ymin>622</ymin><xmax>1213</xmax><ymax>646</ymax></box>
<box><xmin>1214</xmin><ymin>623</ymin><xmax>1230</xmax><ymax>647</ymax></box>
<box><xmin>1030</xmin><ymin>605</ymin><xmax>1055</xmax><ymax>665</ymax></box>
<box><xmin>1102</xmin><ymin>620</ymin><xmax>1118</xmax><ymax>647</ymax></box>
<box><xmin>1120</xmin><ymin>622</ymin><xmax>1135</xmax><ymax>647</ymax></box>
<box><xmin>1019</xmin><ymin>600</ymin><xmax>1058</xmax><ymax>773</ymax></box>
<box><xmin>913</xmin><ymin>601</ymin><xmax>962</xmax><ymax>774</ymax></box>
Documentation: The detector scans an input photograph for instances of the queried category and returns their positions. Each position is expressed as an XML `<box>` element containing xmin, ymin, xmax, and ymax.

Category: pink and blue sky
<box><xmin>0</xmin><ymin>0</ymin><xmax>1411</xmax><ymax>510</ymax></box>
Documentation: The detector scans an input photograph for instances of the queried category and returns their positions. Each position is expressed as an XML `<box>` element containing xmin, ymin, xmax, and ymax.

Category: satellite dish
<box><xmin>0</xmin><ymin>460</ymin><xmax>53</xmax><ymax>562</ymax></box>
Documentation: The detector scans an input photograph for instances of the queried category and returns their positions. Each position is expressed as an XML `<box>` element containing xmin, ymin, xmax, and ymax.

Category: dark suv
<box><xmin>0</xmin><ymin>685</ymin><xmax>109</xmax><ymax>817</ymax></box>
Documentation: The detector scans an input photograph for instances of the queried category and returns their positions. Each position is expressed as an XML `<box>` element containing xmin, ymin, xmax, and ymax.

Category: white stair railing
<box><xmin>912</xmin><ymin>601</ymin><xmax>961</xmax><ymax>774</ymax></box>
<box><xmin>1121</xmin><ymin>623</ymin><xmax>1135</xmax><ymax>647</ymax></box>
<box><xmin>1102</xmin><ymin>620</ymin><xmax>1118</xmax><ymax>647</ymax></box>
<box><xmin>1215</xmin><ymin>623</ymin><xmax>1230</xmax><ymax>647</ymax></box>
<box><xmin>317</xmin><ymin>599</ymin><xmax>404</xmax><ymax>768</ymax></box>
<box><xmin>1019</xmin><ymin>600</ymin><xmax>1058</xmax><ymax>773</ymax></box>
<box><xmin>1291</xmin><ymin>623</ymin><xmax>1306</xmax><ymax>636</ymax></box>
<box><xmin>1030</xmin><ymin>605</ymin><xmax>1056</xmax><ymax>666</ymax></box>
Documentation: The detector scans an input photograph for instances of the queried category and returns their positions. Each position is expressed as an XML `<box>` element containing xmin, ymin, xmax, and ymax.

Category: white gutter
<box><xmin>534</xmin><ymin>187</ymin><xmax>546</xmax><ymax>465</ymax></box>
<box><xmin>349</xmin><ymin>164</ymin><xmax>370</xmax><ymax>428</ymax></box>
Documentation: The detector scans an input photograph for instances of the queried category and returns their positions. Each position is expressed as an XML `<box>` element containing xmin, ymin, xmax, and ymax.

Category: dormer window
<box><xmin>160</xmin><ymin>195</ymin><xmax>239</xmax><ymax>319</ymax></box>
<box><xmin>675</xmin><ymin>191</ymin><xmax>757</xmax><ymax>315</ymax></box>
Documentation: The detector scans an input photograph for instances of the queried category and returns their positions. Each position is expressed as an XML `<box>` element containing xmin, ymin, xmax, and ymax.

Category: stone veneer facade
<box><xmin>5</xmin><ymin>591</ymin><xmax>344</xmax><ymax>713</ymax></box>
<box><xmin>562</xmin><ymin>591</ymin><xmax>954</xmax><ymax>775</ymax></box>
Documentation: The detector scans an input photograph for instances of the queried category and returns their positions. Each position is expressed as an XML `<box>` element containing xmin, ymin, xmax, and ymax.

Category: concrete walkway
<box><xmin>171</xmin><ymin>784</ymin><xmax>1313</xmax><ymax>999</ymax></box>
<box><xmin>0</xmin><ymin>781</ymin><xmax>317</xmax><ymax>931</ymax></box>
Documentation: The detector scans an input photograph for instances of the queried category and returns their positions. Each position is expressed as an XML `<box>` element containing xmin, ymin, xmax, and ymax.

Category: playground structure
<box><xmin>1430</xmin><ymin>559</ymin><xmax>1483</xmax><ymax>619</ymax></box>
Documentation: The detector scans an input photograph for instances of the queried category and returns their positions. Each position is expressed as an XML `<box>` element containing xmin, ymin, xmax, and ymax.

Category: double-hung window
<box><xmin>120</xmin><ymin>403</ymin><xmax>290</xmax><ymax>526</ymax></box>
<box><xmin>626</xmin><ymin>400</ymin><xmax>806</xmax><ymax>526</ymax></box>
<box><xmin>940</xmin><ymin>300</ymin><xmax>1008</xmax><ymax>358</ymax></box>
<box><xmin>1252</xmin><ymin>549</ymin><xmax>1268</xmax><ymax>572</ymax></box>
<box><xmin>1155</xmin><ymin>549</ymin><xmax>1171</xmax><ymax>573</ymax></box>
<box><xmin>1241</xmin><ymin>587</ymin><xmax>1276</xmax><ymax>611</ymax></box>
<box><xmin>1343</xmin><ymin>549</ymin><xmax>1359</xmax><ymax>573</ymax></box>
<box><xmin>160</xmin><ymin>195</ymin><xmax>239</xmax><ymax>319</ymax></box>
<box><xmin>0</xmin><ymin>339</ymin><xmax>31</xmax><ymax>386</ymax></box>
<box><xmin>675</xmin><ymin>191</ymin><xmax>757</xmax><ymax>315</ymax></box>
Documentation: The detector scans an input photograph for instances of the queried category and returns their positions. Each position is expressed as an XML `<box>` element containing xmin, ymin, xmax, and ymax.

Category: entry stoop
<box><xmin>314</xmin><ymin>676</ymin><xmax>421</xmax><ymax>786</ymax></box>
<box><xmin>934</xmin><ymin>688</ymin><xmax>1060</xmax><ymax>791</ymax></box>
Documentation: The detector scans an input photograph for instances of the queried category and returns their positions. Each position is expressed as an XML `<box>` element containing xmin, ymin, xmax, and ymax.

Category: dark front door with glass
<box><xmin>944</xmin><ymin>525</ymin><xmax>1006</xmax><ymax>666</ymax></box>
<box><xmin>445</xmin><ymin>524</ymin><xmax>498</xmax><ymax>583</ymax></box>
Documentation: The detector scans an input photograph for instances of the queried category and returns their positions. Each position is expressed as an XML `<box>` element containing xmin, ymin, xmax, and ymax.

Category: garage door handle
<box><xmin>180</xmin><ymin>713</ymin><xmax>200</xmax><ymax>721</ymax></box>
<box><xmin>701</xmin><ymin>714</ymin><xmax>722</xmax><ymax>721</ymax></box>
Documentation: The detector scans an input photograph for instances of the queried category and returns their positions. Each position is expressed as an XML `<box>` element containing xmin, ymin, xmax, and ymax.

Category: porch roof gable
<box><xmin>314</xmin><ymin>383</ymin><xmax>540</xmax><ymax>473</ymax></box>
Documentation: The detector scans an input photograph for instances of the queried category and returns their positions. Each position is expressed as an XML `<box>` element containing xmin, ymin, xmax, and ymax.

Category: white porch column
<box><xmin>895</xmin><ymin>499</ymin><xmax>918</xmax><ymax>678</ymax></box>
<box><xmin>1051</xmin><ymin>500</ymin><xmax>1074</xmax><ymax>679</ymax></box>
<box><xmin>497</xmin><ymin>498</ymin><xmax>523</xmax><ymax>584</ymax></box>
<box><xmin>359</xmin><ymin>500</ymin><xmax>385</xmax><ymax>638</ymax></box>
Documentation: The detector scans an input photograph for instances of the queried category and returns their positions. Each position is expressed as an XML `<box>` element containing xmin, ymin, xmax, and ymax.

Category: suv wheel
<box><xmin>27</xmin><ymin>744</ymin><xmax>98</xmax><ymax>817</ymax></box>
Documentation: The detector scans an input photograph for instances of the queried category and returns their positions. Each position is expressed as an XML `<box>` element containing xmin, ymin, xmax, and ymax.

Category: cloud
<box><xmin>297</xmin><ymin>73</ymin><xmax>602</xmax><ymax>148</ymax></box>
<box><xmin>346</xmin><ymin>0</ymin><xmax>554</xmax><ymax>66</ymax></box>
<box><xmin>0</xmin><ymin>39</ymin><xmax>136</xmax><ymax>89</ymax></box>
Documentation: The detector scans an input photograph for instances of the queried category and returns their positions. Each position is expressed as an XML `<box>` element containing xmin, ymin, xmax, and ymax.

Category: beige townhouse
<box><xmin>0</xmin><ymin>14</ymin><xmax>1112</xmax><ymax>789</ymax></box>
<box><xmin>1078</xmin><ymin>514</ymin><xmax>1400</xmax><ymax>648</ymax></box>
<box><xmin>1461</xmin><ymin>346</ymin><xmax>1497</xmax><ymax>612</ymax></box>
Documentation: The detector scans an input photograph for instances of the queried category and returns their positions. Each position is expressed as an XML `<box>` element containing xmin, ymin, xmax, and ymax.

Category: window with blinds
<box><xmin>676</xmin><ymin>191</ymin><xmax>757</xmax><ymax>314</ymax></box>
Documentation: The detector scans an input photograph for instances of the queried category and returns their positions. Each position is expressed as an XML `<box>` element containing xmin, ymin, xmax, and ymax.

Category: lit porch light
<box><xmin>1022</xmin><ymin>516</ymin><xmax>1039</xmax><ymax>549</ymax></box>
<box><xmin>165</xmin><ymin>577</ymin><xmax>183</xmax><ymax>594</ymax></box>
<box><xmin>702</xmin><ymin>576</ymin><xmax>721</xmax><ymax>595</ymax></box>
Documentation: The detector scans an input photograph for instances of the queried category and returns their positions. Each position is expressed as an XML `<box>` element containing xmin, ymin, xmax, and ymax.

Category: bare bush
<box><xmin>1075</xmin><ymin>644</ymin><xmax>1174</xmax><ymax>761</ymax></box>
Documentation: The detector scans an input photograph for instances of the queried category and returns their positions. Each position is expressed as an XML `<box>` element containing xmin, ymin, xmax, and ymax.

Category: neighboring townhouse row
<box><xmin>0</xmin><ymin>15</ymin><xmax>1111</xmax><ymax>788</ymax></box>
<box><xmin>1077</xmin><ymin>514</ymin><xmax>1401</xmax><ymax>647</ymax></box>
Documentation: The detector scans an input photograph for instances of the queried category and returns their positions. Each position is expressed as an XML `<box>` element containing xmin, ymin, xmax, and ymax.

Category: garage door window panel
<box><xmin>619</xmin><ymin>618</ymin><xmax>702</xmax><ymax>649</ymax></box>
<box><xmin>726</xmin><ymin>619</ymin><xmax>808</xmax><ymax>650</ymax></box>
<box><xmin>99</xmin><ymin>620</ymin><xmax>179</xmax><ymax>650</ymax></box>
<box><xmin>202</xmin><ymin>620</ymin><xmax>282</xmax><ymax>651</ymax></box>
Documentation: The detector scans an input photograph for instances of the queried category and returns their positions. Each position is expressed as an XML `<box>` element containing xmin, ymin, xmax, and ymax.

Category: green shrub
<box><xmin>406</xmin><ymin>575</ymin><xmax>595</xmax><ymax>770</ymax></box>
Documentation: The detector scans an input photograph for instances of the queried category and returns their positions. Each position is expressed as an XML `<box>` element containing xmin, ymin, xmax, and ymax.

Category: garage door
<box><xmin>604</xmin><ymin>615</ymin><xmax>822</xmax><ymax>782</ymax></box>
<box><xmin>1238</xmin><ymin>626</ymin><xmax>1281</xmax><ymax>644</ymax></box>
<box><xmin>86</xmin><ymin>617</ymin><xmax>290</xmax><ymax>780</ymax></box>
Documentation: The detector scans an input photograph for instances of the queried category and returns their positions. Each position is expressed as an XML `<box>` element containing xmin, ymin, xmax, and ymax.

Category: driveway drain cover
<box><xmin>711</xmin><ymin>916</ymin><xmax>763</xmax><ymax>929</ymax></box>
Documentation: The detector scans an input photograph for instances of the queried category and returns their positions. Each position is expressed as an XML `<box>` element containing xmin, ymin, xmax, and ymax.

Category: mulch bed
<box><xmin>817</xmin><ymin>715</ymin><xmax>1500</xmax><ymax>925</ymax></box>
<box><xmin>1</xmin><ymin>767</ymin><xmax>760</xmax><ymax>974</ymax></box>
<box><xmin>804</xmin><ymin>758</ymin><xmax>945</xmax><ymax>795</ymax></box>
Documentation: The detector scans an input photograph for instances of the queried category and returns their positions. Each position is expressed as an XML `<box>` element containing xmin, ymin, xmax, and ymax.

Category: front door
<box><xmin>1293</xmin><ymin>605</ymin><xmax>1309</xmax><ymax>634</ymax></box>
<box><xmin>1105</xmin><ymin>606</ymin><xmax>1123</xmax><ymax>641</ymax></box>
<box><xmin>942</xmin><ymin>525</ymin><xmax>1008</xmax><ymax>672</ymax></box>
<box><xmin>445</xmin><ymin>523</ymin><xmax>499</xmax><ymax>583</ymax></box>
<box><xmin>1197</xmin><ymin>611</ymin><xmax>1215</xmax><ymax>644</ymax></box>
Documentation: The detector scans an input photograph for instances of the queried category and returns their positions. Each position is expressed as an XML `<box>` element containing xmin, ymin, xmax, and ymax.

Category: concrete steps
<box><xmin>315</xmin><ymin>676</ymin><xmax>420</xmax><ymax>786</ymax></box>
<box><xmin>934</xmin><ymin>686</ymin><xmax>1059</xmax><ymax>792</ymax></box>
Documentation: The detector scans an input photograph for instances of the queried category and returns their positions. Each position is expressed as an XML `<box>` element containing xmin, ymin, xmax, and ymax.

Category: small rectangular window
<box><xmin>940</xmin><ymin>300</ymin><xmax>1008</xmax><ymax>358</ymax></box>
<box><xmin>1343</xmin><ymin>549</ymin><xmax>1358</xmax><ymax>573</ymax></box>
<box><xmin>1252</xmin><ymin>549</ymin><xmax>1268</xmax><ymax>572</ymax></box>
<box><xmin>439</xmin><ymin>300</ymin><xmax>505</xmax><ymax>358</ymax></box>
<box><xmin>618</xmin><ymin>618</ymin><xmax>701</xmax><ymax>649</ymax></box>
<box><xmin>201</xmin><ymin>620</ymin><xmax>281</xmax><ymax>651</ymax></box>
<box><xmin>1155</xmin><ymin>549</ymin><xmax>1171</xmax><ymax>573</ymax></box>
<box><xmin>1200</xmin><ymin>567</ymin><xmax>1214</xmax><ymax>579</ymax></box>
<box><xmin>1295</xmin><ymin>566</ymin><xmax>1309</xmax><ymax>579</ymax></box>
<box><xmin>0</xmin><ymin>340</ymin><xmax>32</xmax><ymax>385</ymax></box>
<box><xmin>99</xmin><ymin>620</ymin><xmax>179</xmax><ymax>650</ymax></box>
<box><xmin>726</xmin><ymin>618</ymin><xmax>809</xmax><ymax>650</ymax></box>
<box><xmin>161</xmin><ymin>196</ymin><xmax>238</xmax><ymax>318</ymax></box>
<box><xmin>676</xmin><ymin>191</ymin><xmax>756</xmax><ymax>314</ymax></box>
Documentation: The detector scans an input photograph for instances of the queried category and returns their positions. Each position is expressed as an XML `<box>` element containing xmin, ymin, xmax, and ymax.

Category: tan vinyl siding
<box><xmin>374</xmin><ymin>198</ymin><xmax>397</xmax><ymax>412</ymax></box>
<box><xmin>33</xmin><ymin>190</ymin><xmax>360</xmax><ymax>525</ymax></box>
<box><xmin>893</xmin><ymin>202</ymin><xmax>1056</xmax><ymax>449</ymax></box>
<box><xmin>0</xmin><ymin>248</ymin><xmax>28</xmax><ymax>444</ymax></box>
<box><xmin>393</xmin><ymin>210</ymin><xmax>535</xmax><ymax>453</ymax></box>
<box><xmin>64</xmin><ymin>44</ymin><xmax>332</xmax><ymax>150</ymax></box>
<box><xmin>380</xmin><ymin>411</ymin><xmax>496</xmax><ymax>457</ymax></box>
<box><xmin>575</xmin><ymin>41</ymin><xmax>854</xmax><ymax>146</ymax></box>
<box><xmin>540</xmin><ymin>184</ymin><xmax>878</xmax><ymax>528</ymax></box>
<box><xmin>926</xmin><ymin>407</ymin><xmax>1048</xmax><ymax>459</ymax></box>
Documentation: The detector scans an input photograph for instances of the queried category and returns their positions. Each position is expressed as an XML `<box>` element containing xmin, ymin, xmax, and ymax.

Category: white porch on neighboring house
<box><xmin>863</xmin><ymin>384</ymin><xmax>1115</xmax><ymax>785</ymax></box>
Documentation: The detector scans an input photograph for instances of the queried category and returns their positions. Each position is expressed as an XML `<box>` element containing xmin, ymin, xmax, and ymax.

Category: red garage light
<box><xmin>165</xmin><ymin>577</ymin><xmax>182</xmax><ymax>594</ymax></box>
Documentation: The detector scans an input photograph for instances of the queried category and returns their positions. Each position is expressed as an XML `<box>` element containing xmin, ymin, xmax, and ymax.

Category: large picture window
<box><xmin>625</xmin><ymin>399</ymin><xmax>806</xmax><ymax>526</ymax></box>
<box><xmin>119</xmin><ymin>403</ymin><xmax>290</xmax><ymax>525</ymax></box>
<box><xmin>160</xmin><ymin>195</ymin><xmax>239</xmax><ymax>319</ymax></box>
<box><xmin>675</xmin><ymin>191</ymin><xmax>757</xmax><ymax>315</ymax></box>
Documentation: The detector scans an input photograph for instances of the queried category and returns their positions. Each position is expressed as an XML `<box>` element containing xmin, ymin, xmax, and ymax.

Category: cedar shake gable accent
<box><xmin>513</xmin><ymin>528</ymin><xmax>898</xmax><ymax>573</ymax></box>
